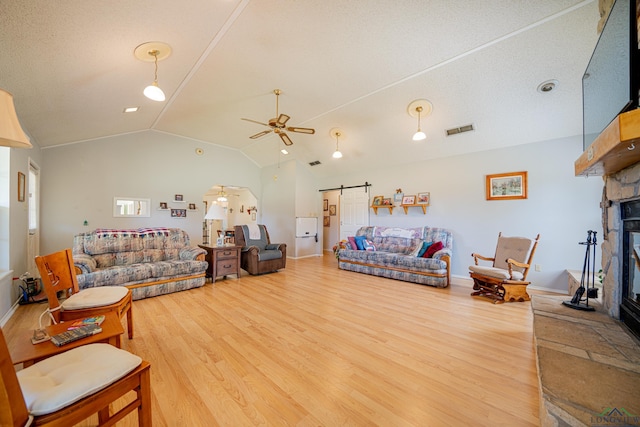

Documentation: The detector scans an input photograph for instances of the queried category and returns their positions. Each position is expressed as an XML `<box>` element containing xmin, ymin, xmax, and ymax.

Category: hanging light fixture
<box><xmin>217</xmin><ymin>186</ymin><xmax>228</xmax><ymax>202</ymax></box>
<box><xmin>0</xmin><ymin>89</ymin><xmax>32</xmax><ymax>148</ymax></box>
<box><xmin>330</xmin><ymin>128</ymin><xmax>343</xmax><ymax>159</ymax></box>
<box><xmin>134</xmin><ymin>42</ymin><xmax>172</xmax><ymax>102</ymax></box>
<box><xmin>407</xmin><ymin>99</ymin><xmax>433</xmax><ymax>141</ymax></box>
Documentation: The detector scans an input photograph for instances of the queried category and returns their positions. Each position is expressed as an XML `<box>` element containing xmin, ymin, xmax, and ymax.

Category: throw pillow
<box><xmin>354</xmin><ymin>235</ymin><xmax>367</xmax><ymax>250</ymax></box>
<box><xmin>417</xmin><ymin>241</ymin><xmax>433</xmax><ymax>257</ymax></box>
<box><xmin>423</xmin><ymin>241</ymin><xmax>443</xmax><ymax>258</ymax></box>
<box><xmin>363</xmin><ymin>239</ymin><xmax>376</xmax><ymax>251</ymax></box>
<box><xmin>348</xmin><ymin>236</ymin><xmax>357</xmax><ymax>250</ymax></box>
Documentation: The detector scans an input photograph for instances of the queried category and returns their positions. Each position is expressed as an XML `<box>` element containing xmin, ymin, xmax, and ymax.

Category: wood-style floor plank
<box><xmin>3</xmin><ymin>256</ymin><xmax>542</xmax><ymax>426</ymax></box>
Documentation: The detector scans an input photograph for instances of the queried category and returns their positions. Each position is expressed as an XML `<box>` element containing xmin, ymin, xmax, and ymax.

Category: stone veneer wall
<box><xmin>600</xmin><ymin>162</ymin><xmax>640</xmax><ymax>319</ymax></box>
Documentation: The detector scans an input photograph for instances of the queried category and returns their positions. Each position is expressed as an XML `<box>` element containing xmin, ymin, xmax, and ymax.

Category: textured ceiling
<box><xmin>0</xmin><ymin>0</ymin><xmax>600</xmax><ymax>178</ymax></box>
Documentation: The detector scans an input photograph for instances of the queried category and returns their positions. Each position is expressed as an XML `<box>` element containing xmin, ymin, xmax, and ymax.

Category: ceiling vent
<box><xmin>446</xmin><ymin>124</ymin><xmax>475</xmax><ymax>136</ymax></box>
<box><xmin>309</xmin><ymin>160</ymin><xmax>321</xmax><ymax>166</ymax></box>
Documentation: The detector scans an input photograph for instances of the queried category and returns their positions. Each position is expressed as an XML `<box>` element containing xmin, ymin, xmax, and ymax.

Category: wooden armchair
<box><xmin>469</xmin><ymin>233</ymin><xmax>540</xmax><ymax>303</ymax></box>
<box><xmin>0</xmin><ymin>327</ymin><xmax>151</xmax><ymax>426</ymax></box>
<box><xmin>234</xmin><ymin>224</ymin><xmax>286</xmax><ymax>275</ymax></box>
<box><xmin>35</xmin><ymin>248</ymin><xmax>133</xmax><ymax>338</ymax></box>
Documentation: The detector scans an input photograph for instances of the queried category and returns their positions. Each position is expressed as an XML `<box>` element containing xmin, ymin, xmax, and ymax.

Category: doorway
<box><xmin>26</xmin><ymin>160</ymin><xmax>40</xmax><ymax>274</ymax></box>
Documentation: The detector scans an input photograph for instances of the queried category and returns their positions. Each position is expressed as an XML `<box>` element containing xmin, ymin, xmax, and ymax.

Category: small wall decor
<box><xmin>188</xmin><ymin>203</ymin><xmax>196</xmax><ymax>210</ymax></box>
<box><xmin>17</xmin><ymin>172</ymin><xmax>25</xmax><ymax>202</ymax></box>
<box><xmin>402</xmin><ymin>195</ymin><xmax>416</xmax><ymax>205</ymax></box>
<box><xmin>417</xmin><ymin>192</ymin><xmax>430</xmax><ymax>205</ymax></box>
<box><xmin>382</xmin><ymin>198</ymin><xmax>392</xmax><ymax>205</ymax></box>
<box><xmin>159</xmin><ymin>202</ymin><xmax>168</xmax><ymax>209</ymax></box>
<box><xmin>324</xmin><ymin>199</ymin><xmax>328</xmax><ymax>211</ymax></box>
<box><xmin>486</xmin><ymin>171</ymin><xmax>528</xmax><ymax>200</ymax></box>
<box><xmin>394</xmin><ymin>189</ymin><xmax>404</xmax><ymax>204</ymax></box>
<box><xmin>174</xmin><ymin>194</ymin><xmax>184</xmax><ymax>202</ymax></box>
<box><xmin>171</xmin><ymin>208</ymin><xmax>187</xmax><ymax>218</ymax></box>
<box><xmin>324</xmin><ymin>216</ymin><xmax>330</xmax><ymax>227</ymax></box>
<box><xmin>329</xmin><ymin>205</ymin><xmax>336</xmax><ymax>216</ymax></box>
<box><xmin>372</xmin><ymin>195</ymin><xmax>383</xmax><ymax>206</ymax></box>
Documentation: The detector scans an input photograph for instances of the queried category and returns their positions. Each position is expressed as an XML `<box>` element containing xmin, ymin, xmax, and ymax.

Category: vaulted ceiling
<box><xmin>0</xmin><ymin>0</ymin><xmax>599</xmax><ymax>178</ymax></box>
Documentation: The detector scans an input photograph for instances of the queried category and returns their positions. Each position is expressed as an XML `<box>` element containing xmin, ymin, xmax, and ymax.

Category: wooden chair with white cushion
<box><xmin>35</xmin><ymin>248</ymin><xmax>133</xmax><ymax>338</ymax></box>
<box><xmin>0</xmin><ymin>326</ymin><xmax>151</xmax><ymax>426</ymax></box>
<box><xmin>469</xmin><ymin>233</ymin><xmax>540</xmax><ymax>303</ymax></box>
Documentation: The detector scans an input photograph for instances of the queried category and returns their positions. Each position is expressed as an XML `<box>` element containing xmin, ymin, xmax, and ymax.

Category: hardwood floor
<box><xmin>3</xmin><ymin>256</ymin><xmax>541</xmax><ymax>426</ymax></box>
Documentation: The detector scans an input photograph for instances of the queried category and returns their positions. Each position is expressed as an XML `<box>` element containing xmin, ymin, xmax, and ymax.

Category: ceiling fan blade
<box><xmin>279</xmin><ymin>132</ymin><xmax>293</xmax><ymax>146</ymax></box>
<box><xmin>286</xmin><ymin>126</ymin><xmax>315</xmax><ymax>135</ymax></box>
<box><xmin>250</xmin><ymin>129</ymin><xmax>273</xmax><ymax>139</ymax></box>
<box><xmin>241</xmin><ymin>118</ymin><xmax>270</xmax><ymax>127</ymax></box>
<box><xmin>276</xmin><ymin>114</ymin><xmax>290</xmax><ymax>126</ymax></box>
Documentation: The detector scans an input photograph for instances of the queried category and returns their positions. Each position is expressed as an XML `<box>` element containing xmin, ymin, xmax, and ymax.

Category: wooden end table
<box><xmin>10</xmin><ymin>311</ymin><xmax>124</xmax><ymax>367</ymax></box>
<box><xmin>198</xmin><ymin>244</ymin><xmax>241</xmax><ymax>281</ymax></box>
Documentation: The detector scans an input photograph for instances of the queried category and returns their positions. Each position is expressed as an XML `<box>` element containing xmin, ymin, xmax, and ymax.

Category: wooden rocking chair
<box><xmin>469</xmin><ymin>233</ymin><xmax>540</xmax><ymax>303</ymax></box>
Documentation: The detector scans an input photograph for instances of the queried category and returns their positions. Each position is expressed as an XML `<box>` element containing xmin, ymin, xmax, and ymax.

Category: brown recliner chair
<box><xmin>235</xmin><ymin>224</ymin><xmax>287</xmax><ymax>275</ymax></box>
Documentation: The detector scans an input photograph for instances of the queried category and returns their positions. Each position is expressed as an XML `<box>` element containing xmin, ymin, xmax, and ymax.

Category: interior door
<box><xmin>339</xmin><ymin>188</ymin><xmax>370</xmax><ymax>240</ymax></box>
<box><xmin>27</xmin><ymin>161</ymin><xmax>40</xmax><ymax>275</ymax></box>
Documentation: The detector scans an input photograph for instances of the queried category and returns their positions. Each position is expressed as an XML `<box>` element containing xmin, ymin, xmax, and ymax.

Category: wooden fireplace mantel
<box><xmin>575</xmin><ymin>108</ymin><xmax>640</xmax><ymax>177</ymax></box>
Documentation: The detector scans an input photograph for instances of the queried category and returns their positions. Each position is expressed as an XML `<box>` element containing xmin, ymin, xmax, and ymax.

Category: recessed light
<box><xmin>123</xmin><ymin>107</ymin><xmax>139</xmax><ymax>113</ymax></box>
<box><xmin>281</xmin><ymin>149</ymin><xmax>288</xmax><ymax>155</ymax></box>
<box><xmin>537</xmin><ymin>79</ymin><xmax>558</xmax><ymax>93</ymax></box>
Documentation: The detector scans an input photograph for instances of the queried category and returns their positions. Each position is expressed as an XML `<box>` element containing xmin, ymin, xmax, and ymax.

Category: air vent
<box><xmin>309</xmin><ymin>160</ymin><xmax>321</xmax><ymax>166</ymax></box>
<box><xmin>446</xmin><ymin>124</ymin><xmax>475</xmax><ymax>136</ymax></box>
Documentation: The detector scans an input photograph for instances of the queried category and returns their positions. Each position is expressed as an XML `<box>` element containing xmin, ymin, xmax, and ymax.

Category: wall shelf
<box><xmin>400</xmin><ymin>204</ymin><xmax>427</xmax><ymax>214</ymax></box>
<box><xmin>575</xmin><ymin>109</ymin><xmax>640</xmax><ymax>177</ymax></box>
<box><xmin>371</xmin><ymin>205</ymin><xmax>394</xmax><ymax>215</ymax></box>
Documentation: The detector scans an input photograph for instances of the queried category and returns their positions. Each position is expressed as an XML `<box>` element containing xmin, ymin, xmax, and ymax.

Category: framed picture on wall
<box><xmin>329</xmin><ymin>205</ymin><xmax>336</xmax><ymax>216</ymax></box>
<box><xmin>323</xmin><ymin>216</ymin><xmax>330</xmax><ymax>227</ymax></box>
<box><xmin>324</xmin><ymin>199</ymin><xmax>328</xmax><ymax>211</ymax></box>
<box><xmin>17</xmin><ymin>172</ymin><xmax>25</xmax><ymax>202</ymax></box>
<box><xmin>417</xmin><ymin>192</ymin><xmax>430</xmax><ymax>205</ymax></box>
<box><xmin>402</xmin><ymin>195</ymin><xmax>415</xmax><ymax>205</ymax></box>
<box><xmin>171</xmin><ymin>209</ymin><xmax>186</xmax><ymax>218</ymax></box>
<box><xmin>486</xmin><ymin>171</ymin><xmax>528</xmax><ymax>200</ymax></box>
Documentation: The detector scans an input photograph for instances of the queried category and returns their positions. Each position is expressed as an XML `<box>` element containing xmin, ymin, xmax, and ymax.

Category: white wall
<box><xmin>40</xmin><ymin>130</ymin><xmax>262</xmax><ymax>254</ymax></box>
<box><xmin>317</xmin><ymin>135</ymin><xmax>603</xmax><ymax>292</ymax></box>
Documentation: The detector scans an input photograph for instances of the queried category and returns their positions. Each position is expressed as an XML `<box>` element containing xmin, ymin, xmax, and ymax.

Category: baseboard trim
<box><xmin>0</xmin><ymin>299</ymin><xmax>20</xmax><ymax>327</ymax></box>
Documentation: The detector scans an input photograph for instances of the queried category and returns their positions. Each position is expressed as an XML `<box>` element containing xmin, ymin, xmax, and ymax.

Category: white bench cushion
<box><xmin>17</xmin><ymin>343</ymin><xmax>141</xmax><ymax>416</ymax></box>
<box><xmin>61</xmin><ymin>286</ymin><xmax>129</xmax><ymax>310</ymax></box>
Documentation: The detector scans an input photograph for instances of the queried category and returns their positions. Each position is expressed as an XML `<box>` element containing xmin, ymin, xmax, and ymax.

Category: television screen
<box><xmin>583</xmin><ymin>0</ymin><xmax>636</xmax><ymax>150</ymax></box>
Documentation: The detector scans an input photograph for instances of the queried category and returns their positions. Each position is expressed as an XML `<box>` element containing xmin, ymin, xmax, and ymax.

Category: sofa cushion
<box><xmin>417</xmin><ymin>241</ymin><xmax>433</xmax><ymax>257</ymax></box>
<box><xmin>363</xmin><ymin>240</ymin><xmax>376</xmax><ymax>251</ymax></box>
<box><xmin>469</xmin><ymin>265</ymin><xmax>525</xmax><ymax>281</ymax></box>
<box><xmin>423</xmin><ymin>241</ymin><xmax>444</xmax><ymax>258</ymax></box>
<box><xmin>148</xmin><ymin>260</ymin><xmax>209</xmax><ymax>278</ymax></box>
<box><xmin>76</xmin><ymin>264</ymin><xmax>153</xmax><ymax>288</ymax></box>
<box><xmin>348</xmin><ymin>236</ymin><xmax>357</xmax><ymax>251</ymax></box>
<box><xmin>258</xmin><ymin>249</ymin><xmax>283</xmax><ymax>261</ymax></box>
<box><xmin>354</xmin><ymin>235</ymin><xmax>367</xmax><ymax>250</ymax></box>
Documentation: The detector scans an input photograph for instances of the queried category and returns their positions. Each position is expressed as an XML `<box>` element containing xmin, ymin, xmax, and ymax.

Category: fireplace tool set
<box><xmin>563</xmin><ymin>230</ymin><xmax>598</xmax><ymax>311</ymax></box>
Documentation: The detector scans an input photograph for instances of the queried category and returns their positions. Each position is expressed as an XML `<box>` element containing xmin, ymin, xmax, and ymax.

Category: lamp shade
<box><xmin>143</xmin><ymin>82</ymin><xmax>165</xmax><ymax>102</ymax></box>
<box><xmin>0</xmin><ymin>89</ymin><xmax>32</xmax><ymax>148</ymax></box>
<box><xmin>204</xmin><ymin>204</ymin><xmax>225</xmax><ymax>220</ymax></box>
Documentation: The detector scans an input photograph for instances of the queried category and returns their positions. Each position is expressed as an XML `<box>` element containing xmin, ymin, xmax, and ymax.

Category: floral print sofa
<box><xmin>336</xmin><ymin>226</ymin><xmax>452</xmax><ymax>288</ymax></box>
<box><xmin>72</xmin><ymin>227</ymin><xmax>208</xmax><ymax>300</ymax></box>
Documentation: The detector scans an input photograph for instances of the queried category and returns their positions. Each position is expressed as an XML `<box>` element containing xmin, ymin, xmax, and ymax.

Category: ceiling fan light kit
<box><xmin>407</xmin><ymin>99</ymin><xmax>432</xmax><ymax>141</ymax></box>
<box><xmin>241</xmin><ymin>89</ymin><xmax>315</xmax><ymax>146</ymax></box>
<box><xmin>135</xmin><ymin>42</ymin><xmax>171</xmax><ymax>102</ymax></box>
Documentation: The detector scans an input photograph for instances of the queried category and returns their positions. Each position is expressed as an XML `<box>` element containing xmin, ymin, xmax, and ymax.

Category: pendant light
<box><xmin>330</xmin><ymin>128</ymin><xmax>343</xmax><ymax>159</ymax></box>
<box><xmin>407</xmin><ymin>99</ymin><xmax>433</xmax><ymax>141</ymax></box>
<box><xmin>134</xmin><ymin>42</ymin><xmax>171</xmax><ymax>102</ymax></box>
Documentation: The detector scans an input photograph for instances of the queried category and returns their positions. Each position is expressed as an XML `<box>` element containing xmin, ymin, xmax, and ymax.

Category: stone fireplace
<box><xmin>601</xmin><ymin>163</ymin><xmax>640</xmax><ymax>338</ymax></box>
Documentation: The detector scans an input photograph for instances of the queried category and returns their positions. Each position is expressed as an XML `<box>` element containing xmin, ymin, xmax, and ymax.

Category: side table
<box><xmin>198</xmin><ymin>244</ymin><xmax>241</xmax><ymax>281</ymax></box>
<box><xmin>10</xmin><ymin>311</ymin><xmax>124</xmax><ymax>367</ymax></box>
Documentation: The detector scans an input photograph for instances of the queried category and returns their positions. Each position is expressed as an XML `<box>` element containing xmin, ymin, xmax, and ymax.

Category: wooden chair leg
<box><xmin>125</xmin><ymin>303</ymin><xmax>134</xmax><ymax>339</ymax></box>
<box><xmin>138</xmin><ymin>364</ymin><xmax>152</xmax><ymax>426</ymax></box>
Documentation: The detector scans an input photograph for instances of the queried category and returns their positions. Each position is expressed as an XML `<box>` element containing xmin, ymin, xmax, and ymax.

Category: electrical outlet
<box><xmin>535</xmin><ymin>264</ymin><xmax>542</xmax><ymax>272</ymax></box>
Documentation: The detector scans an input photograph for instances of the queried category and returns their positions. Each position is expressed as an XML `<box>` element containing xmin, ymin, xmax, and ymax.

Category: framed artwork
<box><xmin>402</xmin><ymin>195</ymin><xmax>415</xmax><ymax>205</ymax></box>
<box><xmin>329</xmin><ymin>205</ymin><xmax>336</xmax><ymax>216</ymax></box>
<box><xmin>171</xmin><ymin>208</ymin><xmax>187</xmax><ymax>218</ymax></box>
<box><xmin>394</xmin><ymin>192</ymin><xmax>404</xmax><ymax>203</ymax></box>
<box><xmin>417</xmin><ymin>192</ymin><xmax>430</xmax><ymax>205</ymax></box>
<box><xmin>188</xmin><ymin>203</ymin><xmax>196</xmax><ymax>210</ymax></box>
<box><xmin>159</xmin><ymin>202</ymin><xmax>168</xmax><ymax>209</ymax></box>
<box><xmin>486</xmin><ymin>171</ymin><xmax>528</xmax><ymax>200</ymax></box>
<box><xmin>17</xmin><ymin>172</ymin><xmax>25</xmax><ymax>202</ymax></box>
<box><xmin>372</xmin><ymin>195</ymin><xmax>383</xmax><ymax>206</ymax></box>
<box><xmin>324</xmin><ymin>199</ymin><xmax>328</xmax><ymax>211</ymax></box>
<box><xmin>174</xmin><ymin>194</ymin><xmax>184</xmax><ymax>202</ymax></box>
<box><xmin>382</xmin><ymin>198</ymin><xmax>392</xmax><ymax>205</ymax></box>
<box><xmin>323</xmin><ymin>216</ymin><xmax>330</xmax><ymax>227</ymax></box>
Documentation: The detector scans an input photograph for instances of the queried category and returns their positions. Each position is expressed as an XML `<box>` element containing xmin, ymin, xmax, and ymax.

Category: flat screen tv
<box><xmin>583</xmin><ymin>0</ymin><xmax>639</xmax><ymax>150</ymax></box>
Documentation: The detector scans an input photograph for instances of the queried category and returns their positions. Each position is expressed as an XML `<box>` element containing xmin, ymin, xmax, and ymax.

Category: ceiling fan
<box><xmin>241</xmin><ymin>89</ymin><xmax>315</xmax><ymax>146</ymax></box>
